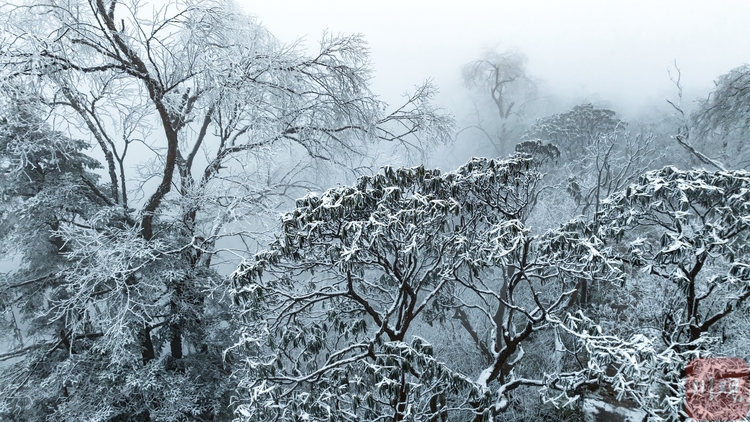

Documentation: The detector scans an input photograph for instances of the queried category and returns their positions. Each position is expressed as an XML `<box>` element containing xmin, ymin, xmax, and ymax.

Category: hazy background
<box><xmin>241</xmin><ymin>0</ymin><xmax>750</xmax><ymax>119</ymax></box>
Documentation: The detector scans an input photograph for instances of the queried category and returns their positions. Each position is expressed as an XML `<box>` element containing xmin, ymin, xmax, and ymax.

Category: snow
<box><xmin>582</xmin><ymin>397</ymin><xmax>646</xmax><ymax>422</ymax></box>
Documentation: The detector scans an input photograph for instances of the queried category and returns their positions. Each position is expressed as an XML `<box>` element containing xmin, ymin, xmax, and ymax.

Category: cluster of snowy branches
<box><xmin>230</xmin><ymin>156</ymin><xmax>750</xmax><ymax>421</ymax></box>
<box><xmin>0</xmin><ymin>0</ymin><xmax>450</xmax><ymax>420</ymax></box>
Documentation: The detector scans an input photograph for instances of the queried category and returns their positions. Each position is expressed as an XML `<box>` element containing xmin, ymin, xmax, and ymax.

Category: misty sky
<box><xmin>241</xmin><ymin>1</ymin><xmax>750</xmax><ymax>116</ymax></box>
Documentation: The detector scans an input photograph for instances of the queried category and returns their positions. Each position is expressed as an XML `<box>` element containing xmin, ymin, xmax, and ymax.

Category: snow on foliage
<box><xmin>0</xmin><ymin>0</ymin><xmax>451</xmax><ymax>419</ymax></box>
<box><xmin>230</xmin><ymin>154</ymin><xmax>642</xmax><ymax>421</ymax></box>
<box><xmin>563</xmin><ymin>166</ymin><xmax>750</xmax><ymax>421</ymax></box>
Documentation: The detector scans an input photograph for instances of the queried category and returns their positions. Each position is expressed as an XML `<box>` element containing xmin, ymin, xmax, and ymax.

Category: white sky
<box><xmin>239</xmin><ymin>1</ymin><xmax>750</xmax><ymax>115</ymax></box>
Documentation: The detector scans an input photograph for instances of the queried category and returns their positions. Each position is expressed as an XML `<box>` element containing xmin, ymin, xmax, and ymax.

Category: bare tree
<box><xmin>666</xmin><ymin>64</ymin><xmax>728</xmax><ymax>171</ymax></box>
<box><xmin>460</xmin><ymin>49</ymin><xmax>537</xmax><ymax>156</ymax></box>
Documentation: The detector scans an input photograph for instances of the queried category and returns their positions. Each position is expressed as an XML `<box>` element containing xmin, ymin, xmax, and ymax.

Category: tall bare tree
<box><xmin>460</xmin><ymin>49</ymin><xmax>537</xmax><ymax>156</ymax></box>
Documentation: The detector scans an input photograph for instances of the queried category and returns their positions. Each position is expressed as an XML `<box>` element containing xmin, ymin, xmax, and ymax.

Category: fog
<box><xmin>243</xmin><ymin>0</ymin><xmax>750</xmax><ymax>117</ymax></box>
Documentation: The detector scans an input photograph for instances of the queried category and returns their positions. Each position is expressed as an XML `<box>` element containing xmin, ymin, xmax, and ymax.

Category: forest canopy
<box><xmin>1</xmin><ymin>1</ymin><xmax>749</xmax><ymax>421</ymax></box>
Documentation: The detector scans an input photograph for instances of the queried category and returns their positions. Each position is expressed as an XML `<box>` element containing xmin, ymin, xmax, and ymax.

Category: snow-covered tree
<box><xmin>230</xmin><ymin>155</ymin><xmax>623</xmax><ymax>421</ymax></box>
<box><xmin>230</xmin><ymin>159</ymin><xmax>750</xmax><ymax>421</ymax></box>
<box><xmin>602</xmin><ymin>167</ymin><xmax>750</xmax><ymax>347</ymax></box>
<box><xmin>523</xmin><ymin>104</ymin><xmax>625</xmax><ymax>161</ymax></box>
<box><xmin>0</xmin><ymin>0</ymin><xmax>450</xmax><ymax>419</ymax></box>
<box><xmin>523</xmin><ymin>104</ymin><xmax>661</xmax><ymax>221</ymax></box>
<box><xmin>558</xmin><ymin>166</ymin><xmax>750</xmax><ymax>421</ymax></box>
<box><xmin>691</xmin><ymin>64</ymin><xmax>750</xmax><ymax>170</ymax></box>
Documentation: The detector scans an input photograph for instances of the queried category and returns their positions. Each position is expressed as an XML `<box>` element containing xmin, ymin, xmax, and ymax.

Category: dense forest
<box><xmin>1</xmin><ymin>1</ymin><xmax>749</xmax><ymax>421</ymax></box>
